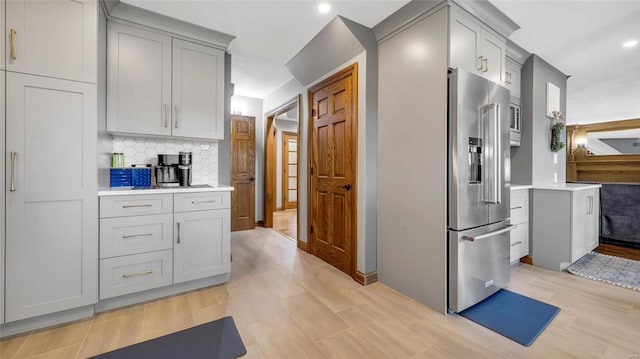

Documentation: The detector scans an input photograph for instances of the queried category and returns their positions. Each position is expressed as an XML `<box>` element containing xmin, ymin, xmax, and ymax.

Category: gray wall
<box><xmin>218</xmin><ymin>53</ymin><xmax>232</xmax><ymax>186</ymax></box>
<box><xmin>231</xmin><ymin>95</ymin><xmax>264</xmax><ymax>220</ymax></box>
<box><xmin>512</xmin><ymin>54</ymin><xmax>568</xmax><ymax>185</ymax></box>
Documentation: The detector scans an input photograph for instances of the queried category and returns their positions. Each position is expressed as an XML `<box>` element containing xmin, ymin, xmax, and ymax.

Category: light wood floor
<box><xmin>2</xmin><ymin>227</ymin><xmax>639</xmax><ymax>358</ymax></box>
<box><xmin>272</xmin><ymin>209</ymin><xmax>297</xmax><ymax>240</ymax></box>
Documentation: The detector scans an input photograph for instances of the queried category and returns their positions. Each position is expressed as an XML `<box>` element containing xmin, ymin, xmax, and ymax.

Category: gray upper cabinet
<box><xmin>107</xmin><ymin>22</ymin><xmax>172</xmax><ymax>137</ymax></box>
<box><xmin>5</xmin><ymin>72</ymin><xmax>97</xmax><ymax>322</ymax></box>
<box><xmin>107</xmin><ymin>22</ymin><xmax>225</xmax><ymax>140</ymax></box>
<box><xmin>505</xmin><ymin>57</ymin><xmax>522</xmax><ymax>100</ymax></box>
<box><xmin>5</xmin><ymin>0</ymin><xmax>97</xmax><ymax>83</ymax></box>
<box><xmin>172</xmin><ymin>39</ymin><xmax>225</xmax><ymax>140</ymax></box>
<box><xmin>449</xmin><ymin>7</ymin><xmax>506</xmax><ymax>85</ymax></box>
<box><xmin>0</xmin><ymin>1</ymin><xmax>5</xmax><ymax>70</ymax></box>
<box><xmin>0</xmin><ymin>71</ymin><xmax>5</xmax><ymax>324</ymax></box>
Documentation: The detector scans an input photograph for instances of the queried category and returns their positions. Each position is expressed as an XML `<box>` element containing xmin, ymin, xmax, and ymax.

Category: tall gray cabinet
<box><xmin>3</xmin><ymin>0</ymin><xmax>97</xmax><ymax>323</ymax></box>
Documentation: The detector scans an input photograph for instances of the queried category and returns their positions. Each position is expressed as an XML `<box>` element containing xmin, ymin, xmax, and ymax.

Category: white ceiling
<box><xmin>122</xmin><ymin>0</ymin><xmax>640</xmax><ymax>125</ymax></box>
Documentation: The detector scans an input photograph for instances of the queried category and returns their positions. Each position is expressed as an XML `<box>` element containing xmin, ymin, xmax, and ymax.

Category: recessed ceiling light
<box><xmin>318</xmin><ymin>3</ymin><xmax>330</xmax><ymax>13</ymax></box>
<box><xmin>623</xmin><ymin>40</ymin><xmax>638</xmax><ymax>48</ymax></box>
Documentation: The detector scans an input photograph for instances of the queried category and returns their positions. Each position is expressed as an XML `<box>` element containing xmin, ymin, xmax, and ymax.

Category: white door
<box><xmin>585</xmin><ymin>190</ymin><xmax>600</xmax><ymax>251</ymax></box>
<box><xmin>6</xmin><ymin>0</ymin><xmax>97</xmax><ymax>83</ymax></box>
<box><xmin>571</xmin><ymin>191</ymin><xmax>588</xmax><ymax>262</ymax></box>
<box><xmin>107</xmin><ymin>22</ymin><xmax>172</xmax><ymax>136</ymax></box>
<box><xmin>172</xmin><ymin>39</ymin><xmax>225</xmax><ymax>139</ymax></box>
<box><xmin>481</xmin><ymin>30</ymin><xmax>506</xmax><ymax>84</ymax></box>
<box><xmin>174</xmin><ymin>209</ymin><xmax>230</xmax><ymax>283</ymax></box>
<box><xmin>5</xmin><ymin>72</ymin><xmax>97</xmax><ymax>322</ymax></box>
<box><xmin>449</xmin><ymin>9</ymin><xmax>482</xmax><ymax>75</ymax></box>
<box><xmin>505</xmin><ymin>58</ymin><xmax>521</xmax><ymax>98</ymax></box>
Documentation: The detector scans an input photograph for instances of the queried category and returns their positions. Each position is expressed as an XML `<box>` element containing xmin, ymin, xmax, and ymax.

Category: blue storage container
<box><xmin>131</xmin><ymin>167</ymin><xmax>152</xmax><ymax>187</ymax></box>
<box><xmin>110</xmin><ymin>168</ymin><xmax>132</xmax><ymax>187</ymax></box>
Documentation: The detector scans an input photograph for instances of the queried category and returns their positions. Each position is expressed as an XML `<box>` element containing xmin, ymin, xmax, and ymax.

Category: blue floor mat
<box><xmin>458</xmin><ymin>289</ymin><xmax>560</xmax><ymax>346</ymax></box>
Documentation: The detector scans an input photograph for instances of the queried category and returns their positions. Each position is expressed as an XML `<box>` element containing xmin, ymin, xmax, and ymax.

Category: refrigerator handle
<box><xmin>481</xmin><ymin>103</ymin><xmax>501</xmax><ymax>204</ymax></box>
<box><xmin>463</xmin><ymin>225</ymin><xmax>516</xmax><ymax>241</ymax></box>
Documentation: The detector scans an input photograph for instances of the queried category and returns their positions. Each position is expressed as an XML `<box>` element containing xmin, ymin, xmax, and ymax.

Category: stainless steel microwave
<box><xmin>509</xmin><ymin>103</ymin><xmax>521</xmax><ymax>146</ymax></box>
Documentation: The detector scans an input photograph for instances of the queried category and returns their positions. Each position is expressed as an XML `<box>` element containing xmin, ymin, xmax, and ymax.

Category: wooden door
<box><xmin>308</xmin><ymin>63</ymin><xmax>357</xmax><ymax>276</ymax></box>
<box><xmin>231</xmin><ymin>115</ymin><xmax>256</xmax><ymax>231</ymax></box>
<box><xmin>282</xmin><ymin>132</ymin><xmax>298</xmax><ymax>210</ymax></box>
<box><xmin>107</xmin><ymin>22</ymin><xmax>172</xmax><ymax>136</ymax></box>
<box><xmin>5</xmin><ymin>72</ymin><xmax>98</xmax><ymax>322</ymax></box>
<box><xmin>172</xmin><ymin>38</ymin><xmax>225</xmax><ymax>139</ymax></box>
<box><xmin>6</xmin><ymin>0</ymin><xmax>97</xmax><ymax>82</ymax></box>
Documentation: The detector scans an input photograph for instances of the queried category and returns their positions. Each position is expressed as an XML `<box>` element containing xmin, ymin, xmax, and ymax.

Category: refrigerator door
<box><xmin>448</xmin><ymin>220</ymin><xmax>513</xmax><ymax>312</ymax></box>
<box><xmin>448</xmin><ymin>69</ymin><xmax>490</xmax><ymax>231</ymax></box>
<box><xmin>488</xmin><ymin>82</ymin><xmax>511</xmax><ymax>224</ymax></box>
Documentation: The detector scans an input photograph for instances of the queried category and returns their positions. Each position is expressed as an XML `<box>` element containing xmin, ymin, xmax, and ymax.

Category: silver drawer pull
<box><xmin>511</xmin><ymin>206</ymin><xmax>522</xmax><ymax>210</ymax></box>
<box><xmin>122</xmin><ymin>233</ymin><xmax>152</xmax><ymax>239</ymax></box>
<box><xmin>511</xmin><ymin>241</ymin><xmax>523</xmax><ymax>247</ymax></box>
<box><xmin>122</xmin><ymin>204</ymin><xmax>153</xmax><ymax>208</ymax></box>
<box><xmin>191</xmin><ymin>200</ymin><xmax>216</xmax><ymax>204</ymax></box>
<box><xmin>122</xmin><ymin>270</ymin><xmax>153</xmax><ymax>278</ymax></box>
<box><xmin>463</xmin><ymin>225</ymin><xmax>516</xmax><ymax>241</ymax></box>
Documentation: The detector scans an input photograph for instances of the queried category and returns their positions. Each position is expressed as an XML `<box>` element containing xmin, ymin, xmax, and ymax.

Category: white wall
<box><xmin>231</xmin><ymin>95</ymin><xmax>264</xmax><ymax>219</ymax></box>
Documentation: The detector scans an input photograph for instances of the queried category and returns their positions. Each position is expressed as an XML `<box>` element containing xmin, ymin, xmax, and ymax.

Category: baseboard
<box><xmin>255</xmin><ymin>220</ymin><xmax>265</xmax><ymax>227</ymax></box>
<box><xmin>354</xmin><ymin>270</ymin><xmax>378</xmax><ymax>285</ymax></box>
<box><xmin>297</xmin><ymin>240</ymin><xmax>308</xmax><ymax>252</ymax></box>
<box><xmin>520</xmin><ymin>255</ymin><xmax>533</xmax><ymax>265</ymax></box>
<box><xmin>0</xmin><ymin>305</ymin><xmax>95</xmax><ymax>338</ymax></box>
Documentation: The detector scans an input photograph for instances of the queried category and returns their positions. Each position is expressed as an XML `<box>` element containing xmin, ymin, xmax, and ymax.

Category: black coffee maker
<box><xmin>155</xmin><ymin>152</ymin><xmax>192</xmax><ymax>187</ymax></box>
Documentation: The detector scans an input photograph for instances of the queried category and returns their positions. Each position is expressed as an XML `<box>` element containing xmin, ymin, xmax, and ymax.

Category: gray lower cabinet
<box><xmin>99</xmin><ymin>191</ymin><xmax>230</xmax><ymax>300</ymax></box>
<box><xmin>532</xmin><ymin>187</ymin><xmax>600</xmax><ymax>271</ymax></box>
<box><xmin>0</xmin><ymin>71</ymin><xmax>4</xmax><ymax>324</ymax></box>
<box><xmin>5</xmin><ymin>72</ymin><xmax>98</xmax><ymax>322</ymax></box>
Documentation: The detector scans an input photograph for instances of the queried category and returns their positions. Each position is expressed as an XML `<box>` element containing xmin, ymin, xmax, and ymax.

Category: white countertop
<box><xmin>98</xmin><ymin>184</ymin><xmax>234</xmax><ymax>196</ymax></box>
<box><xmin>510</xmin><ymin>185</ymin><xmax>533</xmax><ymax>191</ymax></box>
<box><xmin>532</xmin><ymin>183</ymin><xmax>602</xmax><ymax>192</ymax></box>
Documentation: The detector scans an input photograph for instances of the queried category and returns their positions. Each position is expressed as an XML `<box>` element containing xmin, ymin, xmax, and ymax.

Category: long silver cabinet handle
<box><xmin>122</xmin><ymin>233</ymin><xmax>153</xmax><ymax>239</ymax></box>
<box><xmin>482</xmin><ymin>58</ymin><xmax>488</xmax><ymax>72</ymax></box>
<box><xmin>511</xmin><ymin>241</ymin><xmax>523</xmax><ymax>247</ymax></box>
<box><xmin>175</xmin><ymin>105</ymin><xmax>180</xmax><ymax>128</ymax></box>
<box><xmin>511</xmin><ymin>206</ymin><xmax>522</xmax><ymax>210</ymax></box>
<box><xmin>177</xmin><ymin>222</ymin><xmax>181</xmax><ymax>244</ymax></box>
<box><xmin>463</xmin><ymin>225</ymin><xmax>517</xmax><ymax>242</ymax></box>
<box><xmin>164</xmin><ymin>104</ymin><xmax>169</xmax><ymax>128</ymax></box>
<box><xmin>10</xmin><ymin>151</ymin><xmax>16</xmax><ymax>192</ymax></box>
<box><xmin>191</xmin><ymin>200</ymin><xmax>216</xmax><ymax>204</ymax></box>
<box><xmin>122</xmin><ymin>204</ymin><xmax>153</xmax><ymax>208</ymax></box>
<box><xmin>122</xmin><ymin>270</ymin><xmax>153</xmax><ymax>278</ymax></box>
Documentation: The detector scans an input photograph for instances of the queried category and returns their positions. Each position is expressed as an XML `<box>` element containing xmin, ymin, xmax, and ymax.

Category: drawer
<box><xmin>510</xmin><ymin>189</ymin><xmax>529</xmax><ymax>224</ymax></box>
<box><xmin>100</xmin><ymin>194</ymin><xmax>173</xmax><ymax>218</ymax></box>
<box><xmin>174</xmin><ymin>191</ymin><xmax>230</xmax><ymax>212</ymax></box>
<box><xmin>510</xmin><ymin>222</ymin><xmax>529</xmax><ymax>263</ymax></box>
<box><xmin>100</xmin><ymin>214</ymin><xmax>173</xmax><ymax>258</ymax></box>
<box><xmin>100</xmin><ymin>250</ymin><xmax>173</xmax><ymax>300</ymax></box>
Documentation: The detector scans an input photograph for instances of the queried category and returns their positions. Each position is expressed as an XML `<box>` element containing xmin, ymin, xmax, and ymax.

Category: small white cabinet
<box><xmin>449</xmin><ymin>6</ymin><xmax>506</xmax><ymax>85</ymax></box>
<box><xmin>509</xmin><ymin>188</ymin><xmax>530</xmax><ymax>263</ymax></box>
<box><xmin>532</xmin><ymin>186</ymin><xmax>600</xmax><ymax>271</ymax></box>
<box><xmin>5</xmin><ymin>72</ymin><xmax>98</xmax><ymax>322</ymax></box>
<box><xmin>107</xmin><ymin>22</ymin><xmax>225</xmax><ymax>140</ymax></box>
<box><xmin>505</xmin><ymin>57</ymin><xmax>522</xmax><ymax>99</ymax></box>
<box><xmin>6</xmin><ymin>0</ymin><xmax>97</xmax><ymax>83</ymax></box>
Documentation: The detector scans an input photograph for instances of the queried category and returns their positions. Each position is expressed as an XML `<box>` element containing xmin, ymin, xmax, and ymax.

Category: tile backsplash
<box><xmin>112</xmin><ymin>136</ymin><xmax>218</xmax><ymax>186</ymax></box>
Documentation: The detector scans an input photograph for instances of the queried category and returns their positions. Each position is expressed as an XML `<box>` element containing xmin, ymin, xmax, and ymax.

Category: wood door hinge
<box><xmin>310</xmin><ymin>167</ymin><xmax>314</xmax><ymax>175</ymax></box>
<box><xmin>310</xmin><ymin>226</ymin><xmax>314</xmax><ymax>234</ymax></box>
<box><xmin>312</xmin><ymin>108</ymin><xmax>316</xmax><ymax>117</ymax></box>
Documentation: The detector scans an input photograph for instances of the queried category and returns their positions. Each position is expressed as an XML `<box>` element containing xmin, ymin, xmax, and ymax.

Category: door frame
<box><xmin>307</xmin><ymin>63</ymin><xmax>358</xmax><ymax>277</ymax></box>
<box><xmin>282</xmin><ymin>131</ymin><xmax>298</xmax><ymax>210</ymax></box>
<box><xmin>264</xmin><ymin>95</ymin><xmax>302</xmax><ymax>247</ymax></box>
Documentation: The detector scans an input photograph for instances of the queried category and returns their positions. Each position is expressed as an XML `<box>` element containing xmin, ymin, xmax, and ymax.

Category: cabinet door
<box><xmin>6</xmin><ymin>0</ymin><xmax>97</xmax><ymax>83</ymax></box>
<box><xmin>571</xmin><ymin>191</ymin><xmax>589</xmax><ymax>262</ymax></box>
<box><xmin>107</xmin><ymin>22</ymin><xmax>171</xmax><ymax>136</ymax></box>
<box><xmin>172</xmin><ymin>39</ymin><xmax>225</xmax><ymax>139</ymax></box>
<box><xmin>481</xmin><ymin>30</ymin><xmax>506</xmax><ymax>84</ymax></box>
<box><xmin>449</xmin><ymin>9</ymin><xmax>482</xmax><ymax>75</ymax></box>
<box><xmin>584</xmin><ymin>190</ymin><xmax>600</xmax><ymax>252</ymax></box>
<box><xmin>505</xmin><ymin>57</ymin><xmax>521</xmax><ymax>99</ymax></box>
<box><xmin>510</xmin><ymin>222</ymin><xmax>529</xmax><ymax>263</ymax></box>
<box><xmin>0</xmin><ymin>1</ymin><xmax>5</xmax><ymax>71</ymax></box>
<box><xmin>174</xmin><ymin>209</ymin><xmax>230</xmax><ymax>284</ymax></box>
<box><xmin>0</xmin><ymin>72</ymin><xmax>5</xmax><ymax>324</ymax></box>
<box><xmin>5</xmin><ymin>72</ymin><xmax>97</xmax><ymax>322</ymax></box>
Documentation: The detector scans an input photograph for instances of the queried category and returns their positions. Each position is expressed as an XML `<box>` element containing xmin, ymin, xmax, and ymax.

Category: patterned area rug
<box><xmin>567</xmin><ymin>252</ymin><xmax>640</xmax><ymax>292</ymax></box>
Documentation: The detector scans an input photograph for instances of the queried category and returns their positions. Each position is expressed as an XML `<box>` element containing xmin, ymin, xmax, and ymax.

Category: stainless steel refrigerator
<box><xmin>448</xmin><ymin>68</ymin><xmax>514</xmax><ymax>313</ymax></box>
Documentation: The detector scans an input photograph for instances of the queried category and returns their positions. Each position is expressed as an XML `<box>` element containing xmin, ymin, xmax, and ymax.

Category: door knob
<box><xmin>249</xmin><ymin>176</ymin><xmax>255</xmax><ymax>182</ymax></box>
<box><xmin>340</xmin><ymin>183</ymin><xmax>351</xmax><ymax>191</ymax></box>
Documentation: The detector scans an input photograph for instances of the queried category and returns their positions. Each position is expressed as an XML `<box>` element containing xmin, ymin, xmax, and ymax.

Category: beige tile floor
<box><xmin>1</xmin><ymin>227</ymin><xmax>639</xmax><ymax>358</ymax></box>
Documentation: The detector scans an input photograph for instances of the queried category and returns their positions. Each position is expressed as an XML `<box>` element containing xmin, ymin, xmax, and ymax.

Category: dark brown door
<box><xmin>282</xmin><ymin>131</ymin><xmax>298</xmax><ymax>210</ymax></box>
<box><xmin>308</xmin><ymin>63</ymin><xmax>357</xmax><ymax>276</ymax></box>
<box><xmin>231</xmin><ymin>115</ymin><xmax>255</xmax><ymax>231</ymax></box>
